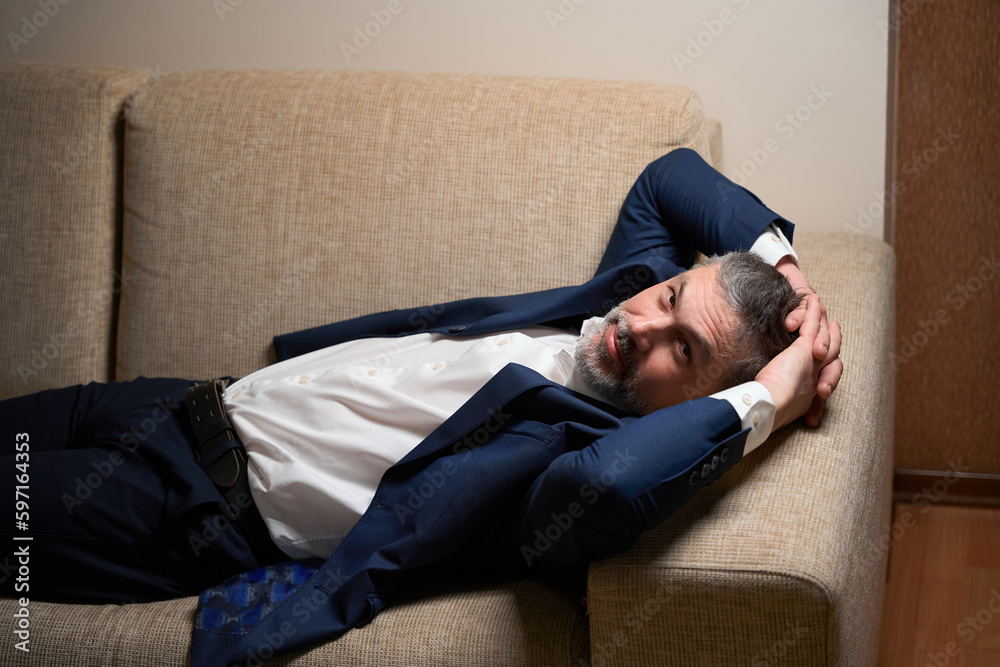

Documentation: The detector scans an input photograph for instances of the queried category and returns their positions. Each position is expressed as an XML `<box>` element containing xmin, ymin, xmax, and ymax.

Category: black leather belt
<box><xmin>185</xmin><ymin>379</ymin><xmax>287</xmax><ymax>565</ymax></box>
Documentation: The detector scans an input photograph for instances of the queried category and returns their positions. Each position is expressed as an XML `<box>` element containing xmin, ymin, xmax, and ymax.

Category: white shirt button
<box><xmin>752</xmin><ymin>411</ymin><xmax>760</xmax><ymax>427</ymax></box>
<box><xmin>299</xmin><ymin>377</ymin><xmax>310</xmax><ymax>385</ymax></box>
<box><xmin>366</xmin><ymin>369</ymin><xmax>378</xmax><ymax>378</ymax></box>
<box><xmin>770</xmin><ymin>234</ymin><xmax>780</xmax><ymax>243</ymax></box>
<box><xmin>497</xmin><ymin>339</ymin><xmax>509</xmax><ymax>347</ymax></box>
<box><xmin>432</xmin><ymin>362</ymin><xmax>445</xmax><ymax>371</ymax></box>
<box><xmin>742</xmin><ymin>393</ymin><xmax>752</xmax><ymax>406</ymax></box>
<box><xmin>232</xmin><ymin>391</ymin><xmax>243</xmax><ymax>399</ymax></box>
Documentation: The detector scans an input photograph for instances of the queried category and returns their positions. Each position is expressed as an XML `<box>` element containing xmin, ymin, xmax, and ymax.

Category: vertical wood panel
<box><xmin>893</xmin><ymin>0</ymin><xmax>1000</xmax><ymax>474</ymax></box>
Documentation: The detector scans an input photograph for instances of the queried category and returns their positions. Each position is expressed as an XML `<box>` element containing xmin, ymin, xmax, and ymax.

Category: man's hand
<box><xmin>775</xmin><ymin>256</ymin><xmax>830</xmax><ymax>357</ymax></box>
<box><xmin>754</xmin><ymin>294</ymin><xmax>842</xmax><ymax>431</ymax></box>
<box><xmin>774</xmin><ymin>255</ymin><xmax>843</xmax><ymax>427</ymax></box>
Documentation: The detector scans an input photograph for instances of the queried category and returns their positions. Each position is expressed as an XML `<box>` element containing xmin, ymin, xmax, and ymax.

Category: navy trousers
<box><xmin>0</xmin><ymin>378</ymin><xmax>270</xmax><ymax>604</ymax></box>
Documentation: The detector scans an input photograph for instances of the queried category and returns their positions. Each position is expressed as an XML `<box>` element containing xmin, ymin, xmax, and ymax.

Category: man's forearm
<box><xmin>515</xmin><ymin>396</ymin><xmax>749</xmax><ymax>573</ymax></box>
<box><xmin>595</xmin><ymin>148</ymin><xmax>795</xmax><ymax>275</ymax></box>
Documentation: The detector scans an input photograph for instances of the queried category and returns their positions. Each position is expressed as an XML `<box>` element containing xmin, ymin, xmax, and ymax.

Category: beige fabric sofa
<box><xmin>0</xmin><ymin>62</ymin><xmax>894</xmax><ymax>666</ymax></box>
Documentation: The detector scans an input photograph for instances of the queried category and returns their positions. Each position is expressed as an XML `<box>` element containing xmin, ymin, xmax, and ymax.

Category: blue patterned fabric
<box><xmin>195</xmin><ymin>560</ymin><xmax>322</xmax><ymax>636</ymax></box>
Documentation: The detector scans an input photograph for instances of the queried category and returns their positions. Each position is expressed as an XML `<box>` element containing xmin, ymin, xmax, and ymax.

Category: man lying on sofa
<box><xmin>1</xmin><ymin>148</ymin><xmax>841</xmax><ymax>666</ymax></box>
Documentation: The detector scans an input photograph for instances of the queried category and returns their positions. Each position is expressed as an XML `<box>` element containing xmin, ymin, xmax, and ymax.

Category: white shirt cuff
<box><xmin>750</xmin><ymin>223</ymin><xmax>798</xmax><ymax>266</ymax></box>
<box><xmin>710</xmin><ymin>381</ymin><xmax>775</xmax><ymax>455</ymax></box>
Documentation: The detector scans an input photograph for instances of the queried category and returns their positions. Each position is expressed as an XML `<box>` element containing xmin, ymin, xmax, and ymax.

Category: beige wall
<box><xmin>2</xmin><ymin>0</ymin><xmax>889</xmax><ymax>238</ymax></box>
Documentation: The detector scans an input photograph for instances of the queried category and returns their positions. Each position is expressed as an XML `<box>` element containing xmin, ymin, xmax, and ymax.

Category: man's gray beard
<box><xmin>574</xmin><ymin>306</ymin><xmax>650</xmax><ymax>415</ymax></box>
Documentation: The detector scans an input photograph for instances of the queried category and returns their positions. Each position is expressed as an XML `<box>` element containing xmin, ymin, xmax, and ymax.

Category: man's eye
<box><xmin>681</xmin><ymin>342</ymin><xmax>691</xmax><ymax>359</ymax></box>
<box><xmin>667</xmin><ymin>289</ymin><xmax>676</xmax><ymax>307</ymax></box>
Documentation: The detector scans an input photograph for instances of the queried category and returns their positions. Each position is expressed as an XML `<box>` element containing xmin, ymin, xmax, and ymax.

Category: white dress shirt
<box><xmin>223</xmin><ymin>327</ymin><xmax>601</xmax><ymax>559</ymax></box>
<box><xmin>223</xmin><ymin>225</ymin><xmax>792</xmax><ymax>559</ymax></box>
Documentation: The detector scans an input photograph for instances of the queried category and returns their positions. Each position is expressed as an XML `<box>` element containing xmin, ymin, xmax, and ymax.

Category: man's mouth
<box><xmin>604</xmin><ymin>323</ymin><xmax>626</xmax><ymax>373</ymax></box>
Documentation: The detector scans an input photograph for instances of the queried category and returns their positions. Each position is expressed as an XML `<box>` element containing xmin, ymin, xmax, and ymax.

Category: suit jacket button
<box><xmin>701</xmin><ymin>463</ymin><xmax>711</xmax><ymax>478</ymax></box>
<box><xmin>689</xmin><ymin>470</ymin><xmax>700</xmax><ymax>485</ymax></box>
<box><xmin>720</xmin><ymin>448</ymin><xmax>730</xmax><ymax>462</ymax></box>
<box><xmin>448</xmin><ymin>325</ymin><xmax>466</xmax><ymax>333</ymax></box>
<box><xmin>711</xmin><ymin>455</ymin><xmax>720</xmax><ymax>470</ymax></box>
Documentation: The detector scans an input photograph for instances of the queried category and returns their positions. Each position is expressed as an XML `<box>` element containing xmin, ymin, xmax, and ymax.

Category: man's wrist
<box><xmin>750</xmin><ymin>223</ymin><xmax>798</xmax><ymax>266</ymax></box>
<box><xmin>709</xmin><ymin>381</ymin><xmax>775</xmax><ymax>454</ymax></box>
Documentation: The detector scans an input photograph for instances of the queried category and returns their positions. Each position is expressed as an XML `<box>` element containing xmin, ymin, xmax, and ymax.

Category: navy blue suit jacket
<box><xmin>197</xmin><ymin>149</ymin><xmax>794</xmax><ymax>665</ymax></box>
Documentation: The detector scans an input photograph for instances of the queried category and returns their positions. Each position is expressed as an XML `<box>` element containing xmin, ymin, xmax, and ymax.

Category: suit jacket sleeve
<box><xmin>594</xmin><ymin>148</ymin><xmax>795</xmax><ymax>275</ymax></box>
<box><xmin>516</xmin><ymin>394</ymin><xmax>750</xmax><ymax>575</ymax></box>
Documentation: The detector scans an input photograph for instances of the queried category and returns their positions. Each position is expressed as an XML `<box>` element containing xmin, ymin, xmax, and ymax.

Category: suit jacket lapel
<box><xmin>394</xmin><ymin>363</ymin><xmax>562</xmax><ymax>466</ymax></box>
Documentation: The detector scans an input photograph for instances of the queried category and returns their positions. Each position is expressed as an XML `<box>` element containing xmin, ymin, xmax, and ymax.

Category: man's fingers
<box><xmin>798</xmin><ymin>294</ymin><xmax>822</xmax><ymax>340</ymax></box>
<box><xmin>812</xmin><ymin>320</ymin><xmax>830</xmax><ymax>360</ymax></box>
<box><xmin>825</xmin><ymin>320</ymin><xmax>842</xmax><ymax>364</ymax></box>
<box><xmin>785</xmin><ymin>303</ymin><xmax>806</xmax><ymax>332</ymax></box>
<box><xmin>815</xmin><ymin>358</ymin><xmax>843</xmax><ymax>401</ymax></box>
<box><xmin>804</xmin><ymin>395</ymin><xmax>825</xmax><ymax>428</ymax></box>
<box><xmin>784</xmin><ymin>288</ymin><xmax>816</xmax><ymax>333</ymax></box>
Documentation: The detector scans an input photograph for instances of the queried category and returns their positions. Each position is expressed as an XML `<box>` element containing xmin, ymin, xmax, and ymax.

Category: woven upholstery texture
<box><xmin>588</xmin><ymin>231</ymin><xmax>895</xmax><ymax>666</ymax></box>
<box><xmin>117</xmin><ymin>68</ymin><xmax>713</xmax><ymax>381</ymax></box>
<box><xmin>0</xmin><ymin>63</ymin><xmax>150</xmax><ymax>398</ymax></box>
<box><xmin>11</xmin><ymin>577</ymin><xmax>588</xmax><ymax>666</ymax></box>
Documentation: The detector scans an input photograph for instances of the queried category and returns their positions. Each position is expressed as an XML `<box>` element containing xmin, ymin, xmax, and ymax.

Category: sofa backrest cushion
<box><xmin>0</xmin><ymin>63</ymin><xmax>149</xmax><ymax>398</ymax></box>
<box><xmin>118</xmin><ymin>69</ymin><xmax>714</xmax><ymax>380</ymax></box>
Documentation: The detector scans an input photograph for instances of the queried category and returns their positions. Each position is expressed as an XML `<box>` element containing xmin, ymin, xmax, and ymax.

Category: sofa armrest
<box><xmin>586</xmin><ymin>230</ymin><xmax>895</xmax><ymax>666</ymax></box>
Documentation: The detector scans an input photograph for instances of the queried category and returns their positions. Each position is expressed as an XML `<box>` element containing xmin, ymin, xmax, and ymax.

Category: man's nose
<box><xmin>629</xmin><ymin>315</ymin><xmax>671</xmax><ymax>352</ymax></box>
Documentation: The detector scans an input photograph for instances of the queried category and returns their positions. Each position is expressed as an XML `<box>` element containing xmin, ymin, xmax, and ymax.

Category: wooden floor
<box><xmin>878</xmin><ymin>503</ymin><xmax>1000</xmax><ymax>666</ymax></box>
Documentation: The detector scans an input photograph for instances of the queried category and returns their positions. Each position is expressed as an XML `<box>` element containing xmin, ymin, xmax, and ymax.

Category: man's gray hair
<box><xmin>703</xmin><ymin>251</ymin><xmax>803</xmax><ymax>390</ymax></box>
